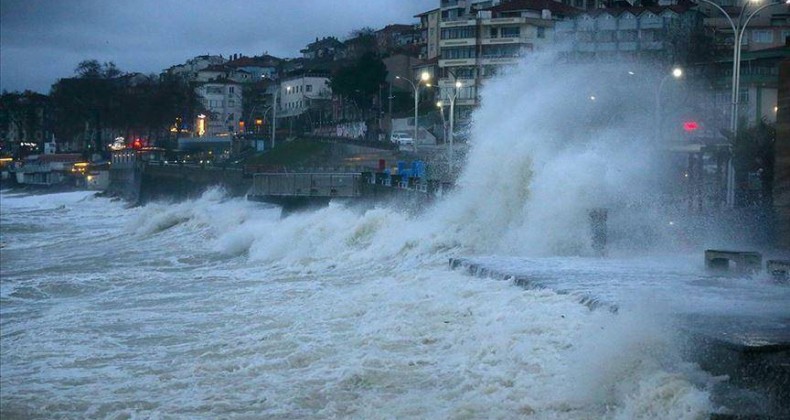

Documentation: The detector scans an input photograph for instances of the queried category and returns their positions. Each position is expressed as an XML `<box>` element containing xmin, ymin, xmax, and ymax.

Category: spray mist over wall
<box><xmin>426</xmin><ymin>52</ymin><xmax>693</xmax><ymax>256</ymax></box>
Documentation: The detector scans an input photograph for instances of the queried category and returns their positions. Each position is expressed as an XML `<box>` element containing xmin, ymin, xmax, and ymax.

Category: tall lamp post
<box><xmin>396</xmin><ymin>71</ymin><xmax>431</xmax><ymax>153</ymax></box>
<box><xmin>259</xmin><ymin>75</ymin><xmax>280</xmax><ymax>149</ymax></box>
<box><xmin>271</xmin><ymin>86</ymin><xmax>278</xmax><ymax>149</ymax></box>
<box><xmin>440</xmin><ymin>80</ymin><xmax>463</xmax><ymax>173</ymax></box>
<box><xmin>654</xmin><ymin>67</ymin><xmax>684</xmax><ymax>144</ymax></box>
<box><xmin>695</xmin><ymin>0</ymin><xmax>785</xmax><ymax>207</ymax></box>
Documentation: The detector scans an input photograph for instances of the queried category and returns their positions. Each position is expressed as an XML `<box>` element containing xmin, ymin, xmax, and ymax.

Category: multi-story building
<box><xmin>712</xmin><ymin>44</ymin><xmax>788</xmax><ymax>126</ymax></box>
<box><xmin>194</xmin><ymin>82</ymin><xmax>243</xmax><ymax>137</ymax></box>
<box><xmin>437</xmin><ymin>0</ymin><xmax>579</xmax><ymax>107</ymax></box>
<box><xmin>416</xmin><ymin>8</ymin><xmax>442</xmax><ymax>60</ymax></box>
<box><xmin>700</xmin><ymin>2</ymin><xmax>789</xmax><ymax>54</ymax></box>
<box><xmin>554</xmin><ymin>3</ymin><xmax>704</xmax><ymax>65</ymax></box>
<box><xmin>278</xmin><ymin>74</ymin><xmax>332</xmax><ymax>119</ymax></box>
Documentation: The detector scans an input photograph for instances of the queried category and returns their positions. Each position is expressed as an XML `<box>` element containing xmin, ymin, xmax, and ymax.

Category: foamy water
<box><xmin>1</xmin><ymin>190</ymin><xmax>718</xmax><ymax>419</ymax></box>
<box><xmin>1</xmin><ymin>55</ymin><xmax>752</xmax><ymax>418</ymax></box>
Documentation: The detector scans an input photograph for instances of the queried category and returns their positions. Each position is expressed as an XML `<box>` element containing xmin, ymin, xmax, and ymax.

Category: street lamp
<box><xmin>260</xmin><ymin>75</ymin><xmax>279</xmax><ymax>149</ymax></box>
<box><xmin>446</xmin><ymin>80</ymin><xmax>462</xmax><ymax>173</ymax></box>
<box><xmin>654</xmin><ymin>66</ymin><xmax>683</xmax><ymax>143</ymax></box>
<box><xmin>396</xmin><ymin>71</ymin><xmax>431</xmax><ymax>153</ymax></box>
<box><xmin>694</xmin><ymin>0</ymin><xmax>784</xmax><ymax>207</ymax></box>
<box><xmin>286</xmin><ymin>85</ymin><xmax>292</xmax><ymax>138</ymax></box>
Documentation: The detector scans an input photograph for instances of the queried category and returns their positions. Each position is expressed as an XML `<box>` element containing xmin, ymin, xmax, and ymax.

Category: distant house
<box><xmin>195</xmin><ymin>64</ymin><xmax>234</xmax><ymax>83</ymax></box>
<box><xmin>194</xmin><ymin>81</ymin><xmax>243</xmax><ymax>137</ymax></box>
<box><xmin>301</xmin><ymin>37</ymin><xmax>346</xmax><ymax>61</ymax></box>
<box><xmin>225</xmin><ymin>54</ymin><xmax>282</xmax><ymax>81</ymax></box>
<box><xmin>376</xmin><ymin>24</ymin><xmax>421</xmax><ymax>55</ymax></box>
<box><xmin>165</xmin><ymin>55</ymin><xmax>226</xmax><ymax>81</ymax></box>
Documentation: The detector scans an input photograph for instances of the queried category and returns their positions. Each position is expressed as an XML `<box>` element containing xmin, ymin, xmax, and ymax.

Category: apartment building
<box><xmin>437</xmin><ymin>0</ymin><xmax>579</xmax><ymax>107</ymax></box>
<box><xmin>554</xmin><ymin>3</ymin><xmax>704</xmax><ymax>64</ymax></box>
<box><xmin>700</xmin><ymin>2</ymin><xmax>789</xmax><ymax>54</ymax></box>
<box><xmin>416</xmin><ymin>8</ymin><xmax>442</xmax><ymax>60</ymax></box>
<box><xmin>194</xmin><ymin>82</ymin><xmax>243</xmax><ymax>137</ymax></box>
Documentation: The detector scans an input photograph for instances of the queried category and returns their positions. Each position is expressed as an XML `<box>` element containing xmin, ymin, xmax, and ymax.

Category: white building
<box><xmin>279</xmin><ymin>74</ymin><xmax>332</xmax><ymax>118</ymax></box>
<box><xmin>194</xmin><ymin>82</ymin><xmax>243</xmax><ymax>137</ymax></box>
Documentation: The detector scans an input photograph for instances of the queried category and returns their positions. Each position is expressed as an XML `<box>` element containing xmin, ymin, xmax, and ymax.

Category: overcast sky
<box><xmin>0</xmin><ymin>0</ymin><xmax>433</xmax><ymax>94</ymax></box>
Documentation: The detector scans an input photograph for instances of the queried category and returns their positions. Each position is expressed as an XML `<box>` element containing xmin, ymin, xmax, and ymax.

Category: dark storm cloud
<box><xmin>0</xmin><ymin>0</ymin><xmax>432</xmax><ymax>93</ymax></box>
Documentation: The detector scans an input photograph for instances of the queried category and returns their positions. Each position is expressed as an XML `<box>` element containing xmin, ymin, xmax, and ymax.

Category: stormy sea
<box><xmin>2</xmin><ymin>55</ymin><xmax>787</xmax><ymax>418</ymax></box>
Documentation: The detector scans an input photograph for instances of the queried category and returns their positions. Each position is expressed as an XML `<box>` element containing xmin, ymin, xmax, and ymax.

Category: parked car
<box><xmin>390</xmin><ymin>132</ymin><xmax>414</xmax><ymax>146</ymax></box>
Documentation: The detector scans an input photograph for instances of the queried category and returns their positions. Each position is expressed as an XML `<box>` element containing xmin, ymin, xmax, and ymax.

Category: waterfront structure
<box><xmin>14</xmin><ymin>153</ymin><xmax>83</xmax><ymax>186</ymax></box>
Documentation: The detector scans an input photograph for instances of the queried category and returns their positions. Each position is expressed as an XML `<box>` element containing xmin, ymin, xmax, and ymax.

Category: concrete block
<box><xmin>767</xmin><ymin>260</ymin><xmax>790</xmax><ymax>282</ymax></box>
<box><xmin>704</xmin><ymin>249</ymin><xmax>763</xmax><ymax>274</ymax></box>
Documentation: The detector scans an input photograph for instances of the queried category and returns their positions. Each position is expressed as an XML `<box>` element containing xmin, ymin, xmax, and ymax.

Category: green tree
<box><xmin>732</xmin><ymin>119</ymin><xmax>775</xmax><ymax>206</ymax></box>
<box><xmin>330</xmin><ymin>52</ymin><xmax>387</xmax><ymax>116</ymax></box>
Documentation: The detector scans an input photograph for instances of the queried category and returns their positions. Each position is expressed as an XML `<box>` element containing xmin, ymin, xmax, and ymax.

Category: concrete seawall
<box><xmin>448</xmin><ymin>256</ymin><xmax>789</xmax><ymax>417</ymax></box>
<box><xmin>134</xmin><ymin>164</ymin><xmax>251</xmax><ymax>204</ymax></box>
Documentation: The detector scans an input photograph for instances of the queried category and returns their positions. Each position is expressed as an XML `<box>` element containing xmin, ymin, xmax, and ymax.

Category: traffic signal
<box><xmin>683</xmin><ymin>121</ymin><xmax>699</xmax><ymax>132</ymax></box>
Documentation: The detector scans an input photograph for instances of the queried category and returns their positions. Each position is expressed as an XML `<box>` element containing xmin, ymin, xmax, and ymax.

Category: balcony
<box><xmin>481</xmin><ymin>36</ymin><xmax>523</xmax><ymax>45</ymax></box>
<box><xmin>618</xmin><ymin>42</ymin><xmax>637</xmax><ymax>51</ymax></box>
<box><xmin>481</xmin><ymin>57</ymin><xmax>519</xmax><ymax>65</ymax></box>
<box><xmin>441</xmin><ymin>0</ymin><xmax>464</xmax><ymax>9</ymax></box>
<box><xmin>480</xmin><ymin>17</ymin><xmax>526</xmax><ymax>25</ymax></box>
<box><xmin>440</xmin><ymin>38</ymin><xmax>477</xmax><ymax>47</ymax></box>
<box><xmin>596</xmin><ymin>42</ymin><xmax>617</xmax><ymax>51</ymax></box>
<box><xmin>440</xmin><ymin>19</ymin><xmax>476</xmax><ymax>28</ymax></box>
<box><xmin>439</xmin><ymin>58</ymin><xmax>477</xmax><ymax>67</ymax></box>
<box><xmin>641</xmin><ymin>41</ymin><xmax>664</xmax><ymax>50</ymax></box>
<box><xmin>439</xmin><ymin>78</ymin><xmax>475</xmax><ymax>88</ymax></box>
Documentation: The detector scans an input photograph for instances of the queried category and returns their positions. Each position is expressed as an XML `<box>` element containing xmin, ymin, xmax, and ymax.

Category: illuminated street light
<box><xmin>654</xmin><ymin>66</ymin><xmax>684</xmax><ymax>143</ymax></box>
<box><xmin>396</xmin><ymin>71</ymin><xmax>432</xmax><ymax>153</ymax></box>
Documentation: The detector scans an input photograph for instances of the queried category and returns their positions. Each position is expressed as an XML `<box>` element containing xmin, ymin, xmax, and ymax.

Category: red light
<box><xmin>132</xmin><ymin>139</ymin><xmax>143</xmax><ymax>149</ymax></box>
<box><xmin>683</xmin><ymin>121</ymin><xmax>699</xmax><ymax>132</ymax></box>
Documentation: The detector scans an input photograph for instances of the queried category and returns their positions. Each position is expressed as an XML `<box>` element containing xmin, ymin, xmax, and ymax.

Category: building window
<box><xmin>537</xmin><ymin>27</ymin><xmax>545</xmax><ymax>38</ymax></box>
<box><xmin>229</xmin><ymin>86</ymin><xmax>235</xmax><ymax>93</ymax></box>
<box><xmin>490</xmin><ymin>27</ymin><xmax>499</xmax><ymax>38</ymax></box>
<box><xmin>228</xmin><ymin>99</ymin><xmax>235</xmax><ymax>107</ymax></box>
<box><xmin>441</xmin><ymin>26</ymin><xmax>476</xmax><ymax>39</ymax></box>
<box><xmin>501</xmin><ymin>26</ymin><xmax>520</xmax><ymax>38</ymax></box>
<box><xmin>441</xmin><ymin>46</ymin><xmax>476</xmax><ymax>59</ymax></box>
<box><xmin>752</xmin><ymin>30</ymin><xmax>773</xmax><ymax>43</ymax></box>
<box><xmin>306</xmin><ymin>85</ymin><xmax>312</xmax><ymax>92</ymax></box>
